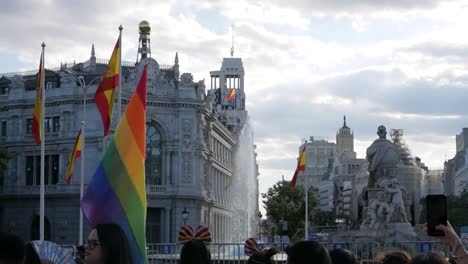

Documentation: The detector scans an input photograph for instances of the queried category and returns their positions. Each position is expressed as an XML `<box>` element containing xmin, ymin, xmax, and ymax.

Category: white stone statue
<box><xmin>384</xmin><ymin>178</ymin><xmax>408</xmax><ymax>223</ymax></box>
<box><xmin>365</xmin><ymin>191</ymin><xmax>391</xmax><ymax>229</ymax></box>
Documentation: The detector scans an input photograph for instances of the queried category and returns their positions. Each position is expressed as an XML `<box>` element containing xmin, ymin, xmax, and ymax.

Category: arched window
<box><xmin>146</xmin><ymin>124</ymin><xmax>163</xmax><ymax>185</ymax></box>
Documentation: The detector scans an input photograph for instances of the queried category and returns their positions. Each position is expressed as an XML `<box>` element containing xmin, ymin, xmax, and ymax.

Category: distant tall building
<box><xmin>443</xmin><ymin>128</ymin><xmax>468</xmax><ymax>195</ymax></box>
<box><xmin>296</xmin><ymin>137</ymin><xmax>335</xmax><ymax>191</ymax></box>
<box><xmin>0</xmin><ymin>21</ymin><xmax>259</xmax><ymax>244</ymax></box>
<box><xmin>330</xmin><ymin>118</ymin><xmax>366</xmax><ymax>218</ymax></box>
<box><xmin>336</xmin><ymin>116</ymin><xmax>355</xmax><ymax>159</ymax></box>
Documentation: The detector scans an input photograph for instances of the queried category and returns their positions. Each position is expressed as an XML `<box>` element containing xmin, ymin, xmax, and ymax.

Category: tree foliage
<box><xmin>262</xmin><ymin>180</ymin><xmax>318</xmax><ymax>239</ymax></box>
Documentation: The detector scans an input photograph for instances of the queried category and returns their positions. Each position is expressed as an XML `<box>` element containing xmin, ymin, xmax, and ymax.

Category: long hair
<box><xmin>180</xmin><ymin>239</ymin><xmax>211</xmax><ymax>264</ymax></box>
<box><xmin>96</xmin><ymin>223</ymin><xmax>131</xmax><ymax>264</ymax></box>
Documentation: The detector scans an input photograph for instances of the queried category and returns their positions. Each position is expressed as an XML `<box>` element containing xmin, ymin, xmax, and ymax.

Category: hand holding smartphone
<box><xmin>426</xmin><ymin>194</ymin><xmax>448</xmax><ymax>236</ymax></box>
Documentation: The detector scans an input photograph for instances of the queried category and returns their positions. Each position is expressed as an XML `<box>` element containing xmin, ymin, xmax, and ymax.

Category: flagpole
<box><xmin>79</xmin><ymin>79</ymin><xmax>87</xmax><ymax>246</ymax></box>
<box><xmin>305</xmin><ymin>167</ymin><xmax>308</xmax><ymax>240</ymax></box>
<box><xmin>118</xmin><ymin>25</ymin><xmax>123</xmax><ymax>121</ymax></box>
<box><xmin>40</xmin><ymin>42</ymin><xmax>46</xmax><ymax>241</ymax></box>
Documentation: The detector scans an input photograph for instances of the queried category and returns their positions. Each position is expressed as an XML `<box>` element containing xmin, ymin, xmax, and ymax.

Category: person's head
<box><xmin>85</xmin><ymin>223</ymin><xmax>131</xmax><ymax>264</ymax></box>
<box><xmin>248</xmin><ymin>248</ymin><xmax>278</xmax><ymax>264</ymax></box>
<box><xmin>180</xmin><ymin>239</ymin><xmax>211</xmax><ymax>264</ymax></box>
<box><xmin>285</xmin><ymin>241</ymin><xmax>331</xmax><ymax>264</ymax></box>
<box><xmin>376</xmin><ymin>251</ymin><xmax>411</xmax><ymax>264</ymax></box>
<box><xmin>409</xmin><ymin>252</ymin><xmax>449</xmax><ymax>264</ymax></box>
<box><xmin>0</xmin><ymin>232</ymin><xmax>25</xmax><ymax>264</ymax></box>
<box><xmin>23</xmin><ymin>243</ymin><xmax>40</xmax><ymax>264</ymax></box>
<box><xmin>329</xmin><ymin>248</ymin><xmax>359</xmax><ymax>264</ymax></box>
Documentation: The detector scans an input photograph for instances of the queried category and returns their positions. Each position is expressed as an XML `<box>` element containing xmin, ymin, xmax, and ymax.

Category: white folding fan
<box><xmin>31</xmin><ymin>241</ymin><xmax>76</xmax><ymax>264</ymax></box>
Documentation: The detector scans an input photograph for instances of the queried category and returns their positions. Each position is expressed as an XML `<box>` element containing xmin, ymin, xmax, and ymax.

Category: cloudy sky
<box><xmin>1</xmin><ymin>0</ymin><xmax>468</xmax><ymax>203</ymax></box>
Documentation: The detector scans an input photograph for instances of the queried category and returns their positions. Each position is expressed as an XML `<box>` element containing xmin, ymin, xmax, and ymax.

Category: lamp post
<box><xmin>182</xmin><ymin>208</ymin><xmax>189</xmax><ymax>225</ymax></box>
<box><xmin>65</xmin><ymin>70</ymin><xmax>100</xmax><ymax>246</ymax></box>
<box><xmin>257</xmin><ymin>211</ymin><xmax>262</xmax><ymax>240</ymax></box>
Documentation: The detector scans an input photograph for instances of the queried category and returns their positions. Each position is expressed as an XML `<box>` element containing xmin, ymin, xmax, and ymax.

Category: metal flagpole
<box><xmin>118</xmin><ymin>25</ymin><xmax>123</xmax><ymax>121</ymax></box>
<box><xmin>304</xmin><ymin>167</ymin><xmax>308</xmax><ymax>240</ymax></box>
<box><xmin>79</xmin><ymin>78</ymin><xmax>87</xmax><ymax>246</ymax></box>
<box><xmin>40</xmin><ymin>42</ymin><xmax>46</xmax><ymax>241</ymax></box>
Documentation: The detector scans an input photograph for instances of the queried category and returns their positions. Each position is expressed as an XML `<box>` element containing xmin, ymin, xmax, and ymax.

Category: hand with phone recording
<box><xmin>434</xmin><ymin>222</ymin><xmax>468</xmax><ymax>263</ymax></box>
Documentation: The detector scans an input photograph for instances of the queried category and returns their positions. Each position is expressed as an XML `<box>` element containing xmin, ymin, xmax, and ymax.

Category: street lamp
<box><xmin>257</xmin><ymin>211</ymin><xmax>262</xmax><ymax>239</ymax></box>
<box><xmin>64</xmin><ymin>69</ymin><xmax>100</xmax><ymax>246</ymax></box>
<box><xmin>182</xmin><ymin>208</ymin><xmax>189</xmax><ymax>225</ymax></box>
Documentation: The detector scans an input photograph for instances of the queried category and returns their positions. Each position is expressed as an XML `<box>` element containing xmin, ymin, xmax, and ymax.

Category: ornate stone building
<box><xmin>0</xmin><ymin>22</ymin><xmax>259</xmax><ymax>244</ymax></box>
<box><xmin>443</xmin><ymin>128</ymin><xmax>468</xmax><ymax>195</ymax></box>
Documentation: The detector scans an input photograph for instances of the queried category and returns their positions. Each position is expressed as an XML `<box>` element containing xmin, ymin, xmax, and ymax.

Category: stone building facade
<box><xmin>0</xmin><ymin>22</ymin><xmax>259</xmax><ymax>244</ymax></box>
<box><xmin>443</xmin><ymin>128</ymin><xmax>468</xmax><ymax>195</ymax></box>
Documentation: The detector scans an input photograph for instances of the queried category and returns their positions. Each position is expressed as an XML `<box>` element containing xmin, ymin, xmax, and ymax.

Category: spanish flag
<box><xmin>290</xmin><ymin>146</ymin><xmax>306</xmax><ymax>189</ymax></box>
<box><xmin>94</xmin><ymin>37</ymin><xmax>120</xmax><ymax>136</ymax></box>
<box><xmin>226</xmin><ymin>88</ymin><xmax>236</xmax><ymax>101</ymax></box>
<box><xmin>32</xmin><ymin>49</ymin><xmax>45</xmax><ymax>145</ymax></box>
<box><xmin>66</xmin><ymin>129</ymin><xmax>82</xmax><ymax>184</ymax></box>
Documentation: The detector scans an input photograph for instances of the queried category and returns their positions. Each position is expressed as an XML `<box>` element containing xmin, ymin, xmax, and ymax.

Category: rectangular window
<box><xmin>1</xmin><ymin>121</ymin><xmax>6</xmax><ymax>137</ymax></box>
<box><xmin>0</xmin><ymin>86</ymin><xmax>8</xmax><ymax>95</ymax></box>
<box><xmin>46</xmin><ymin>81</ymin><xmax>54</xmax><ymax>89</ymax></box>
<box><xmin>44</xmin><ymin>117</ymin><xmax>51</xmax><ymax>133</ymax></box>
<box><xmin>25</xmin><ymin>154</ymin><xmax>60</xmax><ymax>185</ymax></box>
<box><xmin>52</xmin><ymin>116</ymin><xmax>60</xmax><ymax>132</ymax></box>
<box><xmin>26</xmin><ymin>119</ymin><xmax>33</xmax><ymax>134</ymax></box>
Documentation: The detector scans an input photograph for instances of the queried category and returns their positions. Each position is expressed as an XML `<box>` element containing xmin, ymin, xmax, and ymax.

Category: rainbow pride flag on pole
<box><xmin>81</xmin><ymin>66</ymin><xmax>148</xmax><ymax>263</ymax></box>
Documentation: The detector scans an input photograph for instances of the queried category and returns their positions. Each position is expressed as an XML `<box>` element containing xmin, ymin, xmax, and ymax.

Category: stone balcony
<box><xmin>0</xmin><ymin>184</ymin><xmax>169</xmax><ymax>196</ymax></box>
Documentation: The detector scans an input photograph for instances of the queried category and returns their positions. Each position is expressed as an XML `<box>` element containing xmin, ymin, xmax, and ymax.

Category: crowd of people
<box><xmin>0</xmin><ymin>222</ymin><xmax>467</xmax><ymax>264</ymax></box>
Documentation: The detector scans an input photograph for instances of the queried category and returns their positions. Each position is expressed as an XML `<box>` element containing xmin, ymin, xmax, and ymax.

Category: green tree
<box><xmin>313</xmin><ymin>211</ymin><xmax>337</xmax><ymax>227</ymax></box>
<box><xmin>262</xmin><ymin>180</ymin><xmax>318</xmax><ymax>240</ymax></box>
<box><xmin>0</xmin><ymin>145</ymin><xmax>9</xmax><ymax>185</ymax></box>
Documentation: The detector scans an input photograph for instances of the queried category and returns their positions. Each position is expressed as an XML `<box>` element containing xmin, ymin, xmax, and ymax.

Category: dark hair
<box><xmin>248</xmin><ymin>248</ymin><xmax>278</xmax><ymax>264</ymax></box>
<box><xmin>96</xmin><ymin>223</ymin><xmax>131</xmax><ymax>264</ymax></box>
<box><xmin>24</xmin><ymin>242</ymin><xmax>41</xmax><ymax>264</ymax></box>
<box><xmin>376</xmin><ymin>251</ymin><xmax>411</xmax><ymax>264</ymax></box>
<box><xmin>0</xmin><ymin>232</ymin><xmax>25</xmax><ymax>263</ymax></box>
<box><xmin>180</xmin><ymin>239</ymin><xmax>211</xmax><ymax>264</ymax></box>
<box><xmin>409</xmin><ymin>252</ymin><xmax>449</xmax><ymax>264</ymax></box>
<box><xmin>285</xmin><ymin>241</ymin><xmax>332</xmax><ymax>264</ymax></box>
<box><xmin>329</xmin><ymin>248</ymin><xmax>359</xmax><ymax>264</ymax></box>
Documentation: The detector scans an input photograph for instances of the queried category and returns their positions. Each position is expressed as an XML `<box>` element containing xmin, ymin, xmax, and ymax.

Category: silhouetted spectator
<box><xmin>285</xmin><ymin>241</ymin><xmax>331</xmax><ymax>264</ymax></box>
<box><xmin>329</xmin><ymin>248</ymin><xmax>360</xmax><ymax>264</ymax></box>
<box><xmin>375</xmin><ymin>251</ymin><xmax>411</xmax><ymax>264</ymax></box>
<box><xmin>180</xmin><ymin>239</ymin><xmax>211</xmax><ymax>264</ymax></box>
<box><xmin>409</xmin><ymin>252</ymin><xmax>449</xmax><ymax>264</ymax></box>
<box><xmin>248</xmin><ymin>248</ymin><xmax>278</xmax><ymax>264</ymax></box>
<box><xmin>0</xmin><ymin>232</ymin><xmax>25</xmax><ymax>264</ymax></box>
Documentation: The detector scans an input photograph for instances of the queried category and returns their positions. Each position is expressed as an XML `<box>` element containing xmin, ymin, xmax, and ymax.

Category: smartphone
<box><xmin>426</xmin><ymin>194</ymin><xmax>448</xmax><ymax>236</ymax></box>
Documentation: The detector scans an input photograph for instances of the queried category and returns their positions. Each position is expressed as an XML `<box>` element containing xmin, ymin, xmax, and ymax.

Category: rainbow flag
<box><xmin>94</xmin><ymin>37</ymin><xmax>120</xmax><ymax>136</ymax></box>
<box><xmin>65</xmin><ymin>129</ymin><xmax>82</xmax><ymax>184</ymax></box>
<box><xmin>32</xmin><ymin>49</ymin><xmax>45</xmax><ymax>145</ymax></box>
<box><xmin>81</xmin><ymin>65</ymin><xmax>148</xmax><ymax>263</ymax></box>
<box><xmin>290</xmin><ymin>146</ymin><xmax>306</xmax><ymax>189</ymax></box>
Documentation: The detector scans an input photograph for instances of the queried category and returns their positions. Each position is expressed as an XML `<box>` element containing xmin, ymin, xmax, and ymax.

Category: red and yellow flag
<box><xmin>32</xmin><ymin>49</ymin><xmax>45</xmax><ymax>145</ymax></box>
<box><xmin>290</xmin><ymin>146</ymin><xmax>306</xmax><ymax>189</ymax></box>
<box><xmin>94</xmin><ymin>37</ymin><xmax>120</xmax><ymax>136</ymax></box>
<box><xmin>226</xmin><ymin>88</ymin><xmax>236</xmax><ymax>101</ymax></box>
<box><xmin>66</xmin><ymin>129</ymin><xmax>83</xmax><ymax>184</ymax></box>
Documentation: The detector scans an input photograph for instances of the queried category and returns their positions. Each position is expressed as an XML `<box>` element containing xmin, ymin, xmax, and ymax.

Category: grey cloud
<box><xmin>259</xmin><ymin>0</ymin><xmax>452</xmax><ymax>13</ymax></box>
<box><xmin>400</xmin><ymin>42</ymin><xmax>468</xmax><ymax>61</ymax></box>
<box><xmin>248</xmin><ymin>68</ymin><xmax>468</xmax><ymax>154</ymax></box>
